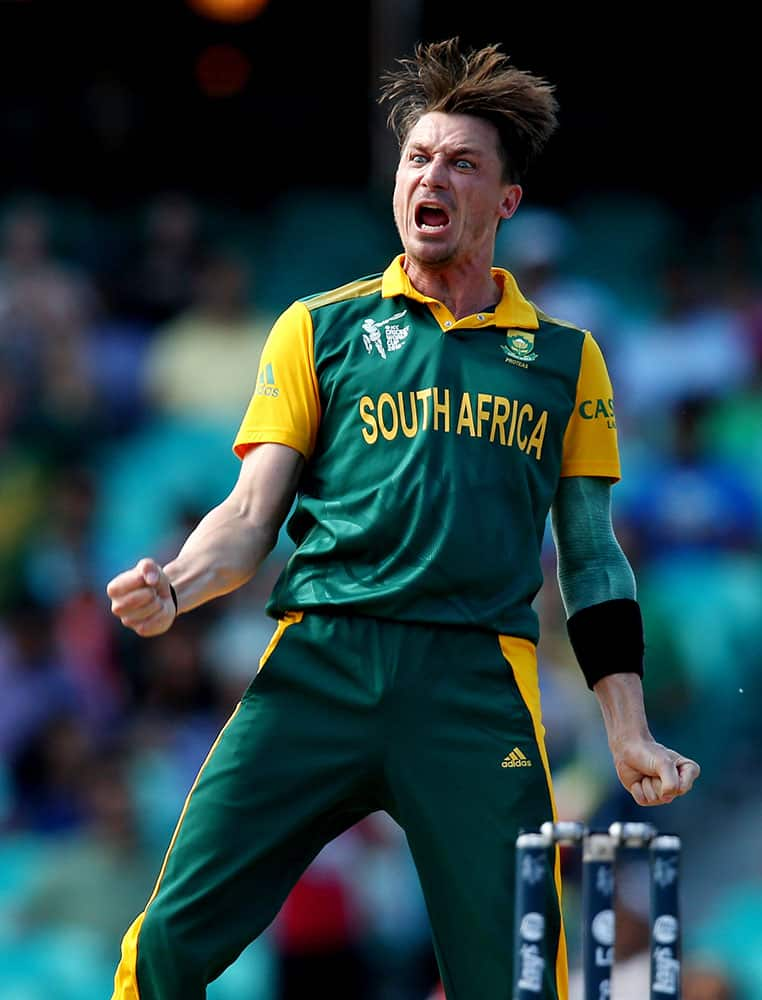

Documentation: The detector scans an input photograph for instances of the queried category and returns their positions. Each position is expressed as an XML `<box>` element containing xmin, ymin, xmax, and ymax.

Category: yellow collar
<box><xmin>380</xmin><ymin>254</ymin><xmax>538</xmax><ymax>330</ymax></box>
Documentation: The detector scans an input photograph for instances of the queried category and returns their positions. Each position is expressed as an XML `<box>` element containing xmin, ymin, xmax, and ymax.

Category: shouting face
<box><xmin>393</xmin><ymin>112</ymin><xmax>522</xmax><ymax>272</ymax></box>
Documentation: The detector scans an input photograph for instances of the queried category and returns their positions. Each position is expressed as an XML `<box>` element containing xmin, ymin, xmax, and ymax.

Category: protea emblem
<box><xmin>501</xmin><ymin>331</ymin><xmax>538</xmax><ymax>363</ymax></box>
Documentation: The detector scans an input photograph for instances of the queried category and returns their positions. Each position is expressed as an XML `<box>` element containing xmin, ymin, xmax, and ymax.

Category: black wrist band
<box><xmin>566</xmin><ymin>598</ymin><xmax>644</xmax><ymax>690</ymax></box>
<box><xmin>169</xmin><ymin>583</ymin><xmax>179</xmax><ymax>615</ymax></box>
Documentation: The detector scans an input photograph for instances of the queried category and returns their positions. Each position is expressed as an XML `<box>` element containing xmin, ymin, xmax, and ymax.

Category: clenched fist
<box><xmin>107</xmin><ymin>558</ymin><xmax>177</xmax><ymax>637</ymax></box>
<box><xmin>611</xmin><ymin>737</ymin><xmax>700</xmax><ymax>807</ymax></box>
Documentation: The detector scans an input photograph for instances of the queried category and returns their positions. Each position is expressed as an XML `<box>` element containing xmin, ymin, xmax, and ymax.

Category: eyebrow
<box><xmin>408</xmin><ymin>142</ymin><xmax>481</xmax><ymax>157</ymax></box>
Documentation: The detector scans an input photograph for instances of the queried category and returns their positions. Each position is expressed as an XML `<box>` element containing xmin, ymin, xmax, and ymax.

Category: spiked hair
<box><xmin>379</xmin><ymin>38</ymin><xmax>559</xmax><ymax>182</ymax></box>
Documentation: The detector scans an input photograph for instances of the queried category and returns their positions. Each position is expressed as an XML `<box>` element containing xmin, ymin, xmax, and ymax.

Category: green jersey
<box><xmin>234</xmin><ymin>256</ymin><xmax>619</xmax><ymax>641</ymax></box>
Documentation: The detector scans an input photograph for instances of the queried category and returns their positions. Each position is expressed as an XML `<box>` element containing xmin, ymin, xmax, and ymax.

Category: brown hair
<box><xmin>379</xmin><ymin>38</ymin><xmax>559</xmax><ymax>183</ymax></box>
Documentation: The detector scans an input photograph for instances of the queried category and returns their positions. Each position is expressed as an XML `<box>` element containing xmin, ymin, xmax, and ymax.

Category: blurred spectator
<box><xmin>616</xmin><ymin>396</ymin><xmax>760</xmax><ymax>562</ymax></box>
<box><xmin>613</xmin><ymin>256</ymin><xmax>754</xmax><ymax>437</ymax></box>
<box><xmin>142</xmin><ymin>247</ymin><xmax>269</xmax><ymax>421</ymax></box>
<box><xmin>86</xmin><ymin>314</ymin><xmax>156</xmax><ymax>435</ymax></box>
<box><xmin>568</xmin><ymin>864</ymin><xmax>739</xmax><ymax>999</ymax></box>
<box><xmin>15</xmin><ymin>465</ymin><xmax>128</xmax><ymax>732</ymax></box>
<box><xmin>0</xmin><ymin>422</ymin><xmax>49</xmax><ymax>607</ymax></box>
<box><xmin>0</xmin><ymin>597</ymin><xmax>80</xmax><ymax>766</ymax></box>
<box><xmin>494</xmin><ymin>206</ymin><xmax>627</xmax><ymax>359</ymax></box>
<box><xmin>122</xmin><ymin>614</ymin><xmax>228</xmax><ymax>849</ymax></box>
<box><xmin>274</xmin><ymin>832</ymin><xmax>371</xmax><ymax>1000</ymax></box>
<box><xmin>53</xmin><ymin>586</ymin><xmax>126</xmax><ymax>735</ymax></box>
<box><xmin>0</xmin><ymin>199</ymin><xmax>96</xmax><ymax>341</ymax></box>
<box><xmin>100</xmin><ymin>192</ymin><xmax>206</xmax><ymax>326</ymax></box>
<box><xmin>567</xmin><ymin>862</ymin><xmax>652</xmax><ymax>999</ymax></box>
<box><xmin>698</xmin><ymin>375</ymin><xmax>762</xmax><ymax>508</ymax></box>
<box><xmin>28</xmin><ymin>311</ymin><xmax>101</xmax><ymax>460</ymax></box>
<box><xmin>201</xmin><ymin>593</ymin><xmax>286</xmax><ymax>709</ymax></box>
<box><xmin>686</xmin><ymin>876</ymin><xmax>762</xmax><ymax>1000</ymax></box>
<box><xmin>21</xmin><ymin>466</ymin><xmax>99</xmax><ymax>604</ymax></box>
<box><xmin>273</xmin><ymin>816</ymin><xmax>436</xmax><ymax>1000</ymax></box>
<box><xmin>352</xmin><ymin>812</ymin><xmax>438</xmax><ymax>1000</ymax></box>
<box><xmin>14</xmin><ymin>751</ymin><xmax>154</xmax><ymax>938</ymax></box>
<box><xmin>683</xmin><ymin>964</ymin><xmax>737</xmax><ymax>1000</ymax></box>
<box><xmin>0</xmin><ymin>199</ymin><xmax>102</xmax><ymax>456</ymax></box>
<box><xmin>8</xmin><ymin>714</ymin><xmax>92</xmax><ymax>834</ymax></box>
<box><xmin>0</xmin><ymin>202</ymin><xmax>102</xmax><ymax>602</ymax></box>
<box><xmin>137</xmin><ymin>615</ymin><xmax>219</xmax><ymax>721</ymax></box>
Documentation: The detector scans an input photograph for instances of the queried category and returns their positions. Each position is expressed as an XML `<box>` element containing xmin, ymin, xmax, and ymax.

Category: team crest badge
<box><xmin>500</xmin><ymin>331</ymin><xmax>538</xmax><ymax>364</ymax></box>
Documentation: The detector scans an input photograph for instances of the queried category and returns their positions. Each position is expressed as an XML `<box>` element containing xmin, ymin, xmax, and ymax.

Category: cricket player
<box><xmin>107</xmin><ymin>38</ymin><xmax>700</xmax><ymax>1000</ymax></box>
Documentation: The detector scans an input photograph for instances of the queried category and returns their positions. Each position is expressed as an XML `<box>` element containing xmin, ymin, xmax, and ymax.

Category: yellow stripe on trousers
<box><xmin>111</xmin><ymin>611</ymin><xmax>303</xmax><ymax>1000</ymax></box>
<box><xmin>499</xmin><ymin>634</ymin><xmax>569</xmax><ymax>1000</ymax></box>
<box><xmin>257</xmin><ymin>610</ymin><xmax>303</xmax><ymax>674</ymax></box>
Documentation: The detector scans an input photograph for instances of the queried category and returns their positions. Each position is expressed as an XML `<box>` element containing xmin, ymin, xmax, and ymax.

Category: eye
<box><xmin>410</xmin><ymin>153</ymin><xmax>428</xmax><ymax>164</ymax></box>
<box><xmin>455</xmin><ymin>158</ymin><xmax>475</xmax><ymax>170</ymax></box>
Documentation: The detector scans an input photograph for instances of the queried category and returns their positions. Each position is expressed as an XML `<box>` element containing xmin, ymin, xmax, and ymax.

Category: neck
<box><xmin>403</xmin><ymin>256</ymin><xmax>501</xmax><ymax>319</ymax></box>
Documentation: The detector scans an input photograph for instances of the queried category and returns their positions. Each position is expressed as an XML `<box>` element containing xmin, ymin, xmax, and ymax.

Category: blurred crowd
<box><xmin>0</xmin><ymin>189</ymin><xmax>761</xmax><ymax>999</ymax></box>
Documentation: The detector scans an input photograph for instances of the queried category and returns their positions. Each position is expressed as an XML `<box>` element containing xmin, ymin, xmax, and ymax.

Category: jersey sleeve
<box><xmin>233</xmin><ymin>301</ymin><xmax>321</xmax><ymax>460</ymax></box>
<box><xmin>560</xmin><ymin>331</ymin><xmax>621</xmax><ymax>480</ymax></box>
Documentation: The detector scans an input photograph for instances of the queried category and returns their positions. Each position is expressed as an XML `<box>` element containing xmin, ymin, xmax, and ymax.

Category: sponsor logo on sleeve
<box><xmin>255</xmin><ymin>362</ymin><xmax>279</xmax><ymax>397</ymax></box>
<box><xmin>578</xmin><ymin>397</ymin><xmax>615</xmax><ymax>428</ymax></box>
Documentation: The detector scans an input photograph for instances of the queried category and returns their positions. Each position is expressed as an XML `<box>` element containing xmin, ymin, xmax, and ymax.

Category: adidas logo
<box><xmin>502</xmin><ymin>747</ymin><xmax>532</xmax><ymax>768</ymax></box>
<box><xmin>255</xmin><ymin>362</ymin><xmax>279</xmax><ymax>398</ymax></box>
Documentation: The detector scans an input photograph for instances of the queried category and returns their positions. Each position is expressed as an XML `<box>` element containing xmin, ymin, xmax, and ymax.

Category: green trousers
<box><xmin>112</xmin><ymin>612</ymin><xmax>567</xmax><ymax>1000</ymax></box>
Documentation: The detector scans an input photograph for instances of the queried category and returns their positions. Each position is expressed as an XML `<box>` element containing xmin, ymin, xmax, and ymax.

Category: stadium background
<box><xmin>1</xmin><ymin>1</ymin><xmax>760</xmax><ymax>997</ymax></box>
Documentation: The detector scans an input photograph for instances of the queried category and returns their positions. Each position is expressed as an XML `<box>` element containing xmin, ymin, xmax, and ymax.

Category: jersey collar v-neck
<box><xmin>380</xmin><ymin>254</ymin><xmax>539</xmax><ymax>333</ymax></box>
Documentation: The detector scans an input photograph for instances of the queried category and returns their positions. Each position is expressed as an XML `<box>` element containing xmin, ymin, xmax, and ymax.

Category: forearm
<box><xmin>107</xmin><ymin>444</ymin><xmax>302</xmax><ymax>637</ymax></box>
<box><xmin>163</xmin><ymin>499</ymin><xmax>279</xmax><ymax>614</ymax></box>
<box><xmin>552</xmin><ymin>476</ymin><xmax>643</xmax><ymax>688</ymax></box>
<box><xmin>551</xmin><ymin>476</ymin><xmax>635</xmax><ymax>616</ymax></box>
<box><xmin>163</xmin><ymin>442</ymin><xmax>302</xmax><ymax>614</ymax></box>
<box><xmin>593</xmin><ymin>672</ymin><xmax>652</xmax><ymax>745</ymax></box>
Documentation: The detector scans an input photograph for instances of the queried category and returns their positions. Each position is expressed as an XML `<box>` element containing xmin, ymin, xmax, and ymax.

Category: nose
<box><xmin>421</xmin><ymin>155</ymin><xmax>449</xmax><ymax>190</ymax></box>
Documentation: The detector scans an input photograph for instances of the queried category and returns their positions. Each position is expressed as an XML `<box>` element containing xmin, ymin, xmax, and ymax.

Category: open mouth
<box><xmin>415</xmin><ymin>203</ymin><xmax>451</xmax><ymax>232</ymax></box>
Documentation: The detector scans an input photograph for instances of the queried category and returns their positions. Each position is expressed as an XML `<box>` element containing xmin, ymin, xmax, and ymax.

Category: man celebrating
<box><xmin>108</xmin><ymin>38</ymin><xmax>699</xmax><ymax>1000</ymax></box>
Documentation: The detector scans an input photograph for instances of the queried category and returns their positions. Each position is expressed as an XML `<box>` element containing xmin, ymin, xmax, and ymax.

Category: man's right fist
<box><xmin>106</xmin><ymin>557</ymin><xmax>177</xmax><ymax>637</ymax></box>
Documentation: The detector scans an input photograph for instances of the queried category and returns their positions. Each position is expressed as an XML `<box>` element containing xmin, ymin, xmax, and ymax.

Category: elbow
<box><xmin>260</xmin><ymin>523</ymin><xmax>280</xmax><ymax>557</ymax></box>
<box><xmin>248</xmin><ymin>513</ymin><xmax>283</xmax><ymax>563</ymax></box>
<box><xmin>231</xmin><ymin>501</ymin><xmax>283</xmax><ymax>563</ymax></box>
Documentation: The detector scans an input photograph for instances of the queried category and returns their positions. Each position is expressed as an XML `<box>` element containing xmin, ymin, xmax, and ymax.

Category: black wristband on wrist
<box><xmin>169</xmin><ymin>583</ymin><xmax>179</xmax><ymax>615</ymax></box>
<box><xmin>566</xmin><ymin>598</ymin><xmax>644</xmax><ymax>690</ymax></box>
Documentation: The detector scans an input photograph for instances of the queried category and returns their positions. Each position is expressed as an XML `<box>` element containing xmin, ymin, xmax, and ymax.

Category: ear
<box><xmin>499</xmin><ymin>184</ymin><xmax>523</xmax><ymax>221</ymax></box>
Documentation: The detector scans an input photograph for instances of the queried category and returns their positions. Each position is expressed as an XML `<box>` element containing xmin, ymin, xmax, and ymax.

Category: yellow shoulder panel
<box><xmin>303</xmin><ymin>276</ymin><xmax>382</xmax><ymax>312</ymax></box>
<box><xmin>532</xmin><ymin>305</ymin><xmax>587</xmax><ymax>335</ymax></box>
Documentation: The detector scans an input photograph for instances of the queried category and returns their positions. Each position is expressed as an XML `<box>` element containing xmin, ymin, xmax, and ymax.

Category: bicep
<box><xmin>228</xmin><ymin>442</ymin><xmax>304</xmax><ymax>535</ymax></box>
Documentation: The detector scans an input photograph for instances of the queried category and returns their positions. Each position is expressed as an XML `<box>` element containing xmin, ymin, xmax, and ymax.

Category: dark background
<box><xmin>0</xmin><ymin>0</ymin><xmax>758</xmax><ymax>216</ymax></box>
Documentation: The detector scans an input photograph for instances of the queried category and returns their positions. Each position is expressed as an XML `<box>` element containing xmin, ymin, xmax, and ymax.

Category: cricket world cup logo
<box><xmin>362</xmin><ymin>310</ymin><xmax>410</xmax><ymax>359</ymax></box>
